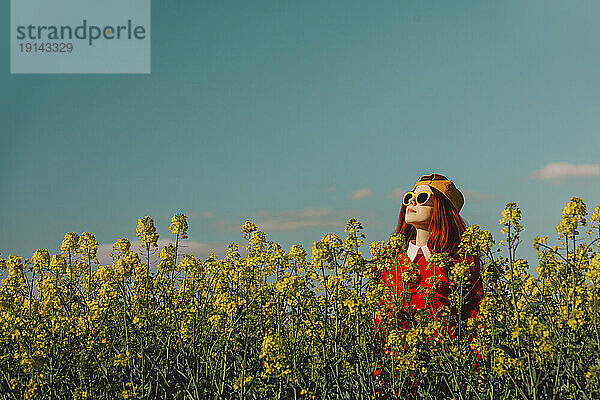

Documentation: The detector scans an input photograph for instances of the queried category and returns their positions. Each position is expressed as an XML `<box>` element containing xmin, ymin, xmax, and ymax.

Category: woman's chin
<box><xmin>406</xmin><ymin>220</ymin><xmax>428</xmax><ymax>230</ymax></box>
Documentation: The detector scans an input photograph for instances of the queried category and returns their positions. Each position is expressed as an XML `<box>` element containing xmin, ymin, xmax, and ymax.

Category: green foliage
<box><xmin>0</xmin><ymin>202</ymin><xmax>599</xmax><ymax>399</ymax></box>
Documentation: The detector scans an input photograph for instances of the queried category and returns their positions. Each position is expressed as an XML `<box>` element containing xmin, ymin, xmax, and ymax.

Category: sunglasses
<box><xmin>402</xmin><ymin>191</ymin><xmax>433</xmax><ymax>206</ymax></box>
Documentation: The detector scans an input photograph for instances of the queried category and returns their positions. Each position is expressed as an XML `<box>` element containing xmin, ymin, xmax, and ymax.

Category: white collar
<box><xmin>407</xmin><ymin>240</ymin><xmax>431</xmax><ymax>262</ymax></box>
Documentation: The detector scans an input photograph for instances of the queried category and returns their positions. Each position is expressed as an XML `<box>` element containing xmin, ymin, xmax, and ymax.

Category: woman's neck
<box><xmin>414</xmin><ymin>228</ymin><xmax>430</xmax><ymax>247</ymax></box>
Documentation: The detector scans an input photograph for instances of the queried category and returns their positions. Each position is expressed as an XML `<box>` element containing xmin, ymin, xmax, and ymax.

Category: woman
<box><xmin>373</xmin><ymin>173</ymin><xmax>484</xmax><ymax>392</ymax></box>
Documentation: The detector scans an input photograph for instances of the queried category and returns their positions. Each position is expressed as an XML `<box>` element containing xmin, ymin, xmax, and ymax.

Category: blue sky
<box><xmin>2</xmin><ymin>1</ymin><xmax>600</xmax><ymax>269</ymax></box>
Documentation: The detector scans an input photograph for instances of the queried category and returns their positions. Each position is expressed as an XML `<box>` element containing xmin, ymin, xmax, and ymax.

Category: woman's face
<box><xmin>404</xmin><ymin>184</ymin><xmax>434</xmax><ymax>230</ymax></box>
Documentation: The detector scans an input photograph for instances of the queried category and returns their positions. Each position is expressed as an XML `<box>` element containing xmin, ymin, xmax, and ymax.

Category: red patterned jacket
<box><xmin>373</xmin><ymin>243</ymin><xmax>484</xmax><ymax>375</ymax></box>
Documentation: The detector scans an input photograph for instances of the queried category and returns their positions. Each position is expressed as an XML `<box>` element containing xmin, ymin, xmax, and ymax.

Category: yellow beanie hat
<box><xmin>413</xmin><ymin>173</ymin><xmax>464</xmax><ymax>213</ymax></box>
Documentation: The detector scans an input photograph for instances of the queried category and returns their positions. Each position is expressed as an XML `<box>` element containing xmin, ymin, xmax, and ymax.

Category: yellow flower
<box><xmin>344</xmin><ymin>218</ymin><xmax>363</xmax><ymax>234</ymax></box>
<box><xmin>113</xmin><ymin>352</ymin><xmax>129</xmax><ymax>367</ymax></box>
<box><xmin>60</xmin><ymin>232</ymin><xmax>79</xmax><ymax>254</ymax></box>
<box><xmin>459</xmin><ymin>225</ymin><xmax>494</xmax><ymax>255</ymax></box>
<box><xmin>241</xmin><ymin>220</ymin><xmax>257</xmax><ymax>237</ymax></box>
<box><xmin>112</xmin><ymin>238</ymin><xmax>131</xmax><ymax>256</ymax></box>
<box><xmin>31</xmin><ymin>249</ymin><xmax>50</xmax><ymax>273</ymax></box>
<box><xmin>168</xmin><ymin>213</ymin><xmax>189</xmax><ymax>239</ymax></box>
<box><xmin>556</xmin><ymin>197</ymin><xmax>586</xmax><ymax>238</ymax></box>
<box><xmin>136</xmin><ymin>215</ymin><xmax>159</xmax><ymax>248</ymax></box>
<box><xmin>369</xmin><ymin>240</ymin><xmax>385</xmax><ymax>258</ymax></box>
<box><xmin>157</xmin><ymin>243</ymin><xmax>176</xmax><ymax>274</ymax></box>
<box><xmin>49</xmin><ymin>253</ymin><xmax>67</xmax><ymax>273</ymax></box>
<box><xmin>79</xmin><ymin>232</ymin><xmax>99</xmax><ymax>259</ymax></box>
<box><xmin>289</xmin><ymin>243</ymin><xmax>307</xmax><ymax>266</ymax></box>
<box><xmin>499</xmin><ymin>203</ymin><xmax>523</xmax><ymax>234</ymax></box>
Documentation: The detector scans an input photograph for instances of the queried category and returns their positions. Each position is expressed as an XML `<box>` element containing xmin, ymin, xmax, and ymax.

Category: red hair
<box><xmin>394</xmin><ymin>186</ymin><xmax>466</xmax><ymax>257</ymax></box>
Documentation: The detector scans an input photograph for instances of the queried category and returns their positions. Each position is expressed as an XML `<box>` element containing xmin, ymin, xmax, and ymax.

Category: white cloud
<box><xmin>350</xmin><ymin>188</ymin><xmax>372</xmax><ymax>200</ymax></box>
<box><xmin>217</xmin><ymin>208</ymin><xmax>357</xmax><ymax>233</ymax></box>
<box><xmin>386</xmin><ymin>188</ymin><xmax>405</xmax><ymax>201</ymax></box>
<box><xmin>462</xmin><ymin>190</ymin><xmax>495</xmax><ymax>202</ymax></box>
<box><xmin>531</xmin><ymin>163</ymin><xmax>600</xmax><ymax>180</ymax></box>
<box><xmin>96</xmin><ymin>239</ymin><xmax>227</xmax><ymax>265</ymax></box>
<box><xmin>278</xmin><ymin>208</ymin><xmax>335</xmax><ymax>218</ymax></box>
